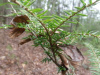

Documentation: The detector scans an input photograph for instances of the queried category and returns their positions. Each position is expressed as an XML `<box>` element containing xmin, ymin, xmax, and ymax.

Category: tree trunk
<box><xmin>0</xmin><ymin>0</ymin><xmax>11</xmax><ymax>45</ymax></box>
<box><xmin>0</xmin><ymin>0</ymin><xmax>11</xmax><ymax>24</ymax></box>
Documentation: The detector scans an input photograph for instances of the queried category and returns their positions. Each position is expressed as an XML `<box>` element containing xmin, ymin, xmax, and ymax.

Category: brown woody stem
<box><xmin>11</xmin><ymin>1</ymin><xmax>56</xmax><ymax>62</ymax></box>
<box><xmin>11</xmin><ymin>0</ymin><xmax>60</xmax><ymax>69</ymax></box>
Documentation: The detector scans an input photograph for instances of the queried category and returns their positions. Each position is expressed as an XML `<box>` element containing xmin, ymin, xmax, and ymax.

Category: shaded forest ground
<box><xmin>0</xmin><ymin>29</ymin><xmax>91</xmax><ymax>75</ymax></box>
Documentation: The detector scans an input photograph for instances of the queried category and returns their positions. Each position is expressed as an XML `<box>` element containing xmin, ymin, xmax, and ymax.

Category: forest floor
<box><xmin>0</xmin><ymin>29</ymin><xmax>91</xmax><ymax>75</ymax></box>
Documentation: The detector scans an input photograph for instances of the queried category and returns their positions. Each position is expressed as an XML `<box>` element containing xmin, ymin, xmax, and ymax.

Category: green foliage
<box><xmin>6</xmin><ymin>44</ymin><xmax>13</xmax><ymax>51</ymax></box>
<box><xmin>30</xmin><ymin>8</ymin><xmax>43</xmax><ymax>13</ymax></box>
<box><xmin>77</xmin><ymin>14</ymin><xmax>100</xmax><ymax>74</ymax></box>
<box><xmin>42</xmin><ymin>57</ymin><xmax>51</xmax><ymax>63</ymax></box>
<box><xmin>0</xmin><ymin>24</ymin><xmax>13</xmax><ymax>29</ymax></box>
<box><xmin>89</xmin><ymin>0</ymin><xmax>92</xmax><ymax>4</ymax></box>
<box><xmin>80</xmin><ymin>0</ymin><xmax>86</xmax><ymax>6</ymax></box>
<box><xmin>19</xmin><ymin>0</ymin><xmax>35</xmax><ymax>8</ymax></box>
<box><xmin>1</xmin><ymin>0</ymin><xmax>100</xmax><ymax>75</ymax></box>
<box><xmin>76</xmin><ymin>13</ymin><xmax>87</xmax><ymax>16</ymax></box>
<box><xmin>64</xmin><ymin>10</ymin><xmax>71</xmax><ymax>15</ymax></box>
<box><xmin>37</xmin><ymin>10</ymin><xmax>48</xmax><ymax>17</ymax></box>
<box><xmin>84</xmin><ymin>42</ymin><xmax>100</xmax><ymax>75</ymax></box>
<box><xmin>58</xmin><ymin>66</ymin><xmax>66</xmax><ymax>73</ymax></box>
<box><xmin>75</xmin><ymin>7</ymin><xmax>82</xmax><ymax>10</ymax></box>
<box><xmin>0</xmin><ymin>2</ymin><xmax>16</xmax><ymax>6</ymax></box>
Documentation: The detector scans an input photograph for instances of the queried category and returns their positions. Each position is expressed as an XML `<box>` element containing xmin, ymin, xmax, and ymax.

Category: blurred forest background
<box><xmin>0</xmin><ymin>0</ymin><xmax>100</xmax><ymax>75</ymax></box>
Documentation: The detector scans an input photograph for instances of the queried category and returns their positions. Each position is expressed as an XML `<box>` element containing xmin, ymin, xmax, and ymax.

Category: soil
<box><xmin>0</xmin><ymin>29</ymin><xmax>91</xmax><ymax>75</ymax></box>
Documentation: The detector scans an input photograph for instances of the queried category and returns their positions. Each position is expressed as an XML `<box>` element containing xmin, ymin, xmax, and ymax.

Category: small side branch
<box><xmin>51</xmin><ymin>0</ymin><xmax>99</xmax><ymax>35</ymax></box>
<box><xmin>41</xmin><ymin>46</ymin><xmax>60</xmax><ymax>67</ymax></box>
<box><xmin>11</xmin><ymin>0</ymin><xmax>50</xmax><ymax>37</ymax></box>
<box><xmin>8</xmin><ymin>0</ymin><xmax>18</xmax><ymax>15</ymax></box>
<box><xmin>75</xmin><ymin>33</ymin><xmax>100</xmax><ymax>38</ymax></box>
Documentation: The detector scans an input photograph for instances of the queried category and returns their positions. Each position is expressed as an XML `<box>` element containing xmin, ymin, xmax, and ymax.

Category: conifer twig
<box><xmin>11</xmin><ymin>0</ymin><xmax>54</xmax><ymax>52</ymax></box>
<box><xmin>75</xmin><ymin>33</ymin><xmax>100</xmax><ymax>38</ymax></box>
<box><xmin>11</xmin><ymin>0</ymin><xmax>58</xmax><ymax>68</ymax></box>
<box><xmin>11</xmin><ymin>0</ymin><xmax>50</xmax><ymax>37</ymax></box>
<box><xmin>51</xmin><ymin>0</ymin><xmax>99</xmax><ymax>35</ymax></box>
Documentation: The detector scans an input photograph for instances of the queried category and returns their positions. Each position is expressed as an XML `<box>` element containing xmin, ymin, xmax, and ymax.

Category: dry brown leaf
<box><xmin>10</xmin><ymin>15</ymin><xmax>30</xmax><ymax>27</ymax></box>
<box><xmin>59</xmin><ymin>54</ymin><xmax>69</xmax><ymax>69</ymax></box>
<box><xmin>59</xmin><ymin>44</ymin><xmax>84</xmax><ymax>68</ymax></box>
<box><xmin>19</xmin><ymin>38</ymin><xmax>31</xmax><ymax>45</ymax></box>
<box><xmin>9</xmin><ymin>15</ymin><xmax>30</xmax><ymax>38</ymax></box>
<box><xmin>9</xmin><ymin>28</ymin><xmax>25</xmax><ymax>38</ymax></box>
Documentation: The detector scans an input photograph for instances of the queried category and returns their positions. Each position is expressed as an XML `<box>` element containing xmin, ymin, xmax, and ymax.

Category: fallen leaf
<box><xmin>22</xmin><ymin>63</ymin><xmax>26</xmax><ymax>68</ymax></box>
<box><xmin>0</xmin><ymin>56</ymin><xmax>6</xmax><ymax>60</ymax></box>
